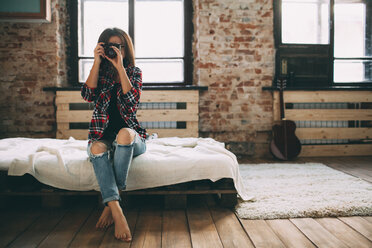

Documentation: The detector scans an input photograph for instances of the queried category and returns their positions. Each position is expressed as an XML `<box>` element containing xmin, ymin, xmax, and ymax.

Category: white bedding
<box><xmin>0</xmin><ymin>136</ymin><xmax>254</xmax><ymax>201</ymax></box>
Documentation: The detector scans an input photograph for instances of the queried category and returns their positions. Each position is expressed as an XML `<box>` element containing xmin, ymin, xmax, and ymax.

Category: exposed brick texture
<box><xmin>193</xmin><ymin>0</ymin><xmax>274</xmax><ymax>157</ymax></box>
<box><xmin>0</xmin><ymin>0</ymin><xmax>69</xmax><ymax>138</ymax></box>
<box><xmin>0</xmin><ymin>0</ymin><xmax>275</xmax><ymax>157</ymax></box>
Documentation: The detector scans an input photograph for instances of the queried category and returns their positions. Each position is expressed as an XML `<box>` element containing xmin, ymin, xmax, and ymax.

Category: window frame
<box><xmin>68</xmin><ymin>0</ymin><xmax>193</xmax><ymax>86</ymax></box>
<box><xmin>273</xmin><ymin>0</ymin><xmax>372</xmax><ymax>88</ymax></box>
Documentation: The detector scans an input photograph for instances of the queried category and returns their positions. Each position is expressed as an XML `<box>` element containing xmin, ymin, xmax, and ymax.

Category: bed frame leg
<box><xmin>164</xmin><ymin>194</ymin><xmax>187</xmax><ymax>209</ymax></box>
<box><xmin>218</xmin><ymin>193</ymin><xmax>237</xmax><ymax>208</ymax></box>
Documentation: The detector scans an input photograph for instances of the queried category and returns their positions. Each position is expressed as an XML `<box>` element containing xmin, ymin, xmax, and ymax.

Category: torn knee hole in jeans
<box><xmin>115</xmin><ymin>138</ymin><xmax>135</xmax><ymax>147</ymax></box>
<box><xmin>89</xmin><ymin>149</ymin><xmax>110</xmax><ymax>159</ymax></box>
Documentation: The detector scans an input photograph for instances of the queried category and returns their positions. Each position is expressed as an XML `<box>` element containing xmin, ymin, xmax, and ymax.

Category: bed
<box><xmin>0</xmin><ymin>136</ymin><xmax>254</xmax><ymax>208</ymax></box>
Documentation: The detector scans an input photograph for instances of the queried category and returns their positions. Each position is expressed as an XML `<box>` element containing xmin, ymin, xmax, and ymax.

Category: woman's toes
<box><xmin>116</xmin><ymin>233</ymin><xmax>125</xmax><ymax>241</ymax></box>
<box><xmin>96</xmin><ymin>221</ymin><xmax>101</xmax><ymax>229</ymax></box>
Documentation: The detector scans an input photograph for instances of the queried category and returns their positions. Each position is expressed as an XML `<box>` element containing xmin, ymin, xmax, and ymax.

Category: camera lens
<box><xmin>104</xmin><ymin>43</ymin><xmax>117</xmax><ymax>59</ymax></box>
<box><xmin>107</xmin><ymin>48</ymin><xmax>116</xmax><ymax>58</ymax></box>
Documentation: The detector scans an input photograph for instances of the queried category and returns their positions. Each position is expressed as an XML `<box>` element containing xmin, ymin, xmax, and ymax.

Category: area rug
<box><xmin>234</xmin><ymin>162</ymin><xmax>372</xmax><ymax>219</ymax></box>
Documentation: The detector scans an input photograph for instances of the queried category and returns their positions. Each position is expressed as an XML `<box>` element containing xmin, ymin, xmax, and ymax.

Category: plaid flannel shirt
<box><xmin>81</xmin><ymin>63</ymin><xmax>148</xmax><ymax>145</ymax></box>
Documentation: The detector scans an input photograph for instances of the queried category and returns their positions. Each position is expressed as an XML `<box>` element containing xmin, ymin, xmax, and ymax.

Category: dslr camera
<box><xmin>102</xmin><ymin>43</ymin><xmax>121</xmax><ymax>59</ymax></box>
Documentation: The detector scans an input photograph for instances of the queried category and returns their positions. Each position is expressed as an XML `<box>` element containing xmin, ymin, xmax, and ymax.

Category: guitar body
<box><xmin>270</xmin><ymin>120</ymin><xmax>302</xmax><ymax>160</ymax></box>
<box><xmin>269</xmin><ymin>78</ymin><xmax>302</xmax><ymax>160</ymax></box>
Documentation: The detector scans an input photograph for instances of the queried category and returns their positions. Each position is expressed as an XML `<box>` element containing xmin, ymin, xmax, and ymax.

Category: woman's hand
<box><xmin>104</xmin><ymin>46</ymin><xmax>125</xmax><ymax>73</ymax></box>
<box><xmin>93</xmin><ymin>42</ymin><xmax>105</xmax><ymax>65</ymax></box>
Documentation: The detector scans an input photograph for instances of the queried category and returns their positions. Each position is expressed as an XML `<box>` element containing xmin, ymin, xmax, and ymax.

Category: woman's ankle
<box><xmin>108</xmin><ymin>201</ymin><xmax>123</xmax><ymax>215</ymax></box>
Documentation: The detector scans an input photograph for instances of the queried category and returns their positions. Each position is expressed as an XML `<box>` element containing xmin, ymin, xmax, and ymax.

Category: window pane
<box><xmin>334</xmin><ymin>60</ymin><xmax>372</xmax><ymax>83</ymax></box>
<box><xmin>282</xmin><ymin>0</ymin><xmax>329</xmax><ymax>44</ymax></box>
<box><xmin>136</xmin><ymin>59</ymin><xmax>183</xmax><ymax>83</ymax></box>
<box><xmin>79</xmin><ymin>59</ymin><xmax>94</xmax><ymax>83</ymax></box>
<box><xmin>334</xmin><ymin>2</ymin><xmax>368</xmax><ymax>57</ymax></box>
<box><xmin>135</xmin><ymin>0</ymin><xmax>184</xmax><ymax>58</ymax></box>
<box><xmin>78</xmin><ymin>0</ymin><xmax>128</xmax><ymax>57</ymax></box>
<box><xmin>79</xmin><ymin>59</ymin><xmax>184</xmax><ymax>83</ymax></box>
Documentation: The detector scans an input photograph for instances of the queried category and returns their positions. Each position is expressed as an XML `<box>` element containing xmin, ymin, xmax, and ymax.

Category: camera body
<box><xmin>102</xmin><ymin>43</ymin><xmax>121</xmax><ymax>59</ymax></box>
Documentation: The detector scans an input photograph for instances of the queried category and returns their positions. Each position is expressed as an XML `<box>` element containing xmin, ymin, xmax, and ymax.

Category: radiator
<box><xmin>139</xmin><ymin>102</ymin><xmax>178</xmax><ymax>129</ymax></box>
<box><xmin>292</xmin><ymin>102</ymin><xmax>349</xmax><ymax>144</ymax></box>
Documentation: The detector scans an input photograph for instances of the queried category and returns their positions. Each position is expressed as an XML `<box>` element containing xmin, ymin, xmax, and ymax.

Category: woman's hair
<box><xmin>98</xmin><ymin>27</ymin><xmax>135</xmax><ymax>67</ymax></box>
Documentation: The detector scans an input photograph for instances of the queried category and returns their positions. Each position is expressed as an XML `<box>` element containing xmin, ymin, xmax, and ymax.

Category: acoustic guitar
<box><xmin>270</xmin><ymin>78</ymin><xmax>302</xmax><ymax>160</ymax></box>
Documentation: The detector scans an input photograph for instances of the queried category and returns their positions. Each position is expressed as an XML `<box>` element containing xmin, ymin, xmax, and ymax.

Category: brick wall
<box><xmin>0</xmin><ymin>0</ymin><xmax>275</xmax><ymax>157</ymax></box>
<box><xmin>0</xmin><ymin>0</ymin><xmax>69</xmax><ymax>138</ymax></box>
<box><xmin>193</xmin><ymin>0</ymin><xmax>275</xmax><ymax>157</ymax></box>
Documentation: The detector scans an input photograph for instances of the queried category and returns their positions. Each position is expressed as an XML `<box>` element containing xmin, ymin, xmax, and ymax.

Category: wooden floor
<box><xmin>1</xmin><ymin>156</ymin><xmax>371</xmax><ymax>248</ymax></box>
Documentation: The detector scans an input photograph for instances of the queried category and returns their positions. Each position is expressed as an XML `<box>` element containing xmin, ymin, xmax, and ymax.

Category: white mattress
<box><xmin>0</xmin><ymin>136</ymin><xmax>254</xmax><ymax>201</ymax></box>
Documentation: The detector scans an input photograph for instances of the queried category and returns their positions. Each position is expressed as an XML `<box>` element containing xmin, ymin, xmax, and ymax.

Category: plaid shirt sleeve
<box><xmin>117</xmin><ymin>66</ymin><xmax>142</xmax><ymax>113</ymax></box>
<box><xmin>81</xmin><ymin>83</ymin><xmax>99</xmax><ymax>102</ymax></box>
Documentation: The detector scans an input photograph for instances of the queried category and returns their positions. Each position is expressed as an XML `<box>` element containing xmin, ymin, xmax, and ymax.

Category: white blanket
<box><xmin>0</xmin><ymin>136</ymin><xmax>254</xmax><ymax>201</ymax></box>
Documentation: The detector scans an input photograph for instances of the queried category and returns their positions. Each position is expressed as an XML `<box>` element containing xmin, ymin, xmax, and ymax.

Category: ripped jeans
<box><xmin>87</xmin><ymin>129</ymin><xmax>146</xmax><ymax>207</ymax></box>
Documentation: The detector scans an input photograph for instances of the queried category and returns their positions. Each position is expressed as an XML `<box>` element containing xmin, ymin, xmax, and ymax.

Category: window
<box><xmin>69</xmin><ymin>0</ymin><xmax>193</xmax><ymax>86</ymax></box>
<box><xmin>274</xmin><ymin>0</ymin><xmax>372</xmax><ymax>87</ymax></box>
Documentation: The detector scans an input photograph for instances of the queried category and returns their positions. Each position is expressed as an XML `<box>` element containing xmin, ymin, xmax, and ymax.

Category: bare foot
<box><xmin>96</xmin><ymin>206</ymin><xmax>114</xmax><ymax>229</ymax></box>
<box><xmin>111</xmin><ymin>208</ymin><xmax>132</xmax><ymax>242</ymax></box>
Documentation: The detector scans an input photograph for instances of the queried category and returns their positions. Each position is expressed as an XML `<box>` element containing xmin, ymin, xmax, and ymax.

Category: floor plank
<box><xmin>162</xmin><ymin>209</ymin><xmax>192</xmax><ymax>248</ymax></box>
<box><xmin>99</xmin><ymin>208</ymin><xmax>139</xmax><ymax>248</ymax></box>
<box><xmin>363</xmin><ymin>216</ymin><xmax>372</xmax><ymax>223</ymax></box>
<box><xmin>186</xmin><ymin>195</ymin><xmax>223</xmax><ymax>248</ymax></box>
<box><xmin>338</xmin><ymin>216</ymin><xmax>372</xmax><ymax>242</ymax></box>
<box><xmin>336</xmin><ymin>156</ymin><xmax>372</xmax><ymax>171</ymax></box>
<box><xmin>37</xmin><ymin>203</ymin><xmax>95</xmax><ymax>248</ymax></box>
<box><xmin>69</xmin><ymin>208</ymin><xmax>108</xmax><ymax>248</ymax></box>
<box><xmin>324</xmin><ymin>157</ymin><xmax>372</xmax><ymax>183</ymax></box>
<box><xmin>0</xmin><ymin>208</ymin><xmax>42</xmax><ymax>247</ymax></box>
<box><xmin>7</xmin><ymin>208</ymin><xmax>67</xmax><ymax>248</ymax></box>
<box><xmin>239</xmin><ymin>219</ymin><xmax>286</xmax><ymax>248</ymax></box>
<box><xmin>130</xmin><ymin>205</ymin><xmax>162</xmax><ymax>248</ymax></box>
<box><xmin>290</xmin><ymin>218</ymin><xmax>348</xmax><ymax>248</ymax></box>
<box><xmin>316</xmin><ymin>217</ymin><xmax>372</xmax><ymax>248</ymax></box>
<box><xmin>209</xmin><ymin>205</ymin><xmax>255</xmax><ymax>248</ymax></box>
<box><xmin>266</xmin><ymin>219</ymin><xmax>316</xmax><ymax>248</ymax></box>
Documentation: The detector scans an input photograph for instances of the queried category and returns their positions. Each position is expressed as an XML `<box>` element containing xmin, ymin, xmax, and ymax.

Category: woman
<box><xmin>81</xmin><ymin>27</ymin><xmax>148</xmax><ymax>242</ymax></box>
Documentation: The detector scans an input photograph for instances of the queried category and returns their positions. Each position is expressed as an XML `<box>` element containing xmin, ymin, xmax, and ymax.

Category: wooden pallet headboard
<box><xmin>273</xmin><ymin>90</ymin><xmax>372</xmax><ymax>157</ymax></box>
<box><xmin>55</xmin><ymin>90</ymin><xmax>199</xmax><ymax>139</ymax></box>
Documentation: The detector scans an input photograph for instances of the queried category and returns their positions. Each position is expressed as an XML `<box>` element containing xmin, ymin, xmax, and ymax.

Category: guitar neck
<box><xmin>279</xmin><ymin>86</ymin><xmax>285</xmax><ymax>120</ymax></box>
